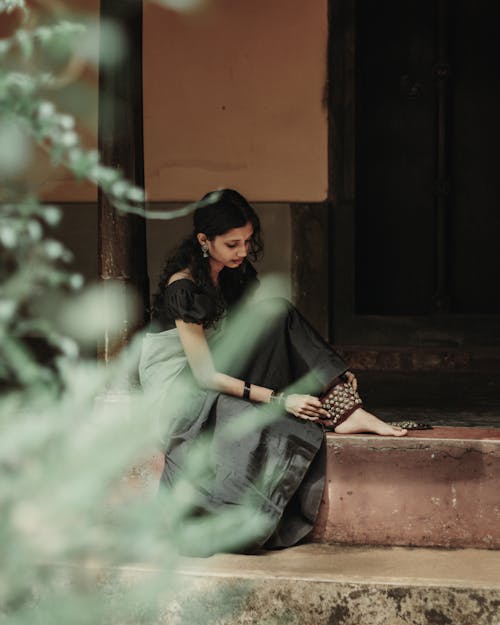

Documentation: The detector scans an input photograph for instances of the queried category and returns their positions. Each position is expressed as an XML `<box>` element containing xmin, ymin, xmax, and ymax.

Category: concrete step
<box><xmin>313</xmin><ymin>427</ymin><xmax>500</xmax><ymax>549</ymax></box>
<box><xmin>125</xmin><ymin>426</ymin><xmax>500</xmax><ymax>550</ymax></box>
<box><xmin>128</xmin><ymin>543</ymin><xmax>500</xmax><ymax>624</ymax></box>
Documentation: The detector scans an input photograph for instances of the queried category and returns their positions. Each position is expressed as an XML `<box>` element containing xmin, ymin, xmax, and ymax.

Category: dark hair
<box><xmin>151</xmin><ymin>189</ymin><xmax>263</xmax><ymax>327</ymax></box>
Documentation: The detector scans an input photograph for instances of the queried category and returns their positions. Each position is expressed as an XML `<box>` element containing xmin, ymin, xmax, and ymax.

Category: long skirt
<box><xmin>159</xmin><ymin>300</ymin><xmax>348</xmax><ymax>553</ymax></box>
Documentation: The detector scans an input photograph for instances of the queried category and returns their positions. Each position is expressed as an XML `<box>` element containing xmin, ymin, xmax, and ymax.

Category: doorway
<box><xmin>330</xmin><ymin>0</ymin><xmax>500</xmax><ymax>347</ymax></box>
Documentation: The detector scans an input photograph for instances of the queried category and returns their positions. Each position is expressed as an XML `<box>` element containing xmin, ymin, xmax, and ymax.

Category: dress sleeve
<box><xmin>164</xmin><ymin>280</ymin><xmax>214</xmax><ymax>326</ymax></box>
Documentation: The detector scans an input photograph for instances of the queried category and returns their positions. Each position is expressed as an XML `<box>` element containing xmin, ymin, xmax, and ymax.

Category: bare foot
<box><xmin>333</xmin><ymin>407</ymin><xmax>408</xmax><ymax>437</ymax></box>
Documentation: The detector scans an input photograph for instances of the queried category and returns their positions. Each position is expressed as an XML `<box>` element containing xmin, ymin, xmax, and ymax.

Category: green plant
<box><xmin>0</xmin><ymin>2</ymin><xmax>280</xmax><ymax>623</ymax></box>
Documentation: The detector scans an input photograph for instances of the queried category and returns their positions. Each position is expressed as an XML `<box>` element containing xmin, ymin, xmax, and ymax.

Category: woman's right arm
<box><xmin>176</xmin><ymin>319</ymin><xmax>329</xmax><ymax>421</ymax></box>
<box><xmin>175</xmin><ymin>319</ymin><xmax>273</xmax><ymax>402</ymax></box>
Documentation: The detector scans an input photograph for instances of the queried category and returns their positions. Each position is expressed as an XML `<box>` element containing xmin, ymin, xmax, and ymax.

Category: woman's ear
<box><xmin>197</xmin><ymin>233</ymin><xmax>207</xmax><ymax>246</ymax></box>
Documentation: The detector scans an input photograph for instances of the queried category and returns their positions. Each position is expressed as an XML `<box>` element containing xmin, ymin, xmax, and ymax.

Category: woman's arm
<box><xmin>175</xmin><ymin>319</ymin><xmax>273</xmax><ymax>403</ymax></box>
<box><xmin>176</xmin><ymin>319</ymin><xmax>330</xmax><ymax>421</ymax></box>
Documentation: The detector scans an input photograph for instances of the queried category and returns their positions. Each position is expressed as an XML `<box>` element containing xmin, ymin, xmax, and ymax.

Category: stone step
<box><xmin>313</xmin><ymin>427</ymin><xmax>500</xmax><ymax>549</ymax></box>
<box><xmin>125</xmin><ymin>426</ymin><xmax>500</xmax><ymax>550</ymax></box>
<box><xmin>335</xmin><ymin>345</ymin><xmax>500</xmax><ymax>372</ymax></box>
<box><xmin>127</xmin><ymin>543</ymin><xmax>500</xmax><ymax>625</ymax></box>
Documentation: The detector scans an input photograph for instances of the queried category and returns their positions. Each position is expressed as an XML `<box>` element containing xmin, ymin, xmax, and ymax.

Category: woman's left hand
<box><xmin>345</xmin><ymin>371</ymin><xmax>358</xmax><ymax>391</ymax></box>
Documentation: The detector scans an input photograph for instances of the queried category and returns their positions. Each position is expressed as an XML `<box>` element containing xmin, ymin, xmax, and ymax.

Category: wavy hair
<box><xmin>151</xmin><ymin>189</ymin><xmax>263</xmax><ymax>327</ymax></box>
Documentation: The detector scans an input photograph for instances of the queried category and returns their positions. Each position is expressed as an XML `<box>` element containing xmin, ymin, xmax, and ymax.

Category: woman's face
<box><xmin>200</xmin><ymin>222</ymin><xmax>254</xmax><ymax>270</ymax></box>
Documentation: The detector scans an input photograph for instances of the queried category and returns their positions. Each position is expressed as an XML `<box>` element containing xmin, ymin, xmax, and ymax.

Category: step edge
<box><xmin>326</xmin><ymin>429</ymin><xmax>500</xmax><ymax>443</ymax></box>
<box><xmin>173</xmin><ymin>567</ymin><xmax>500</xmax><ymax>591</ymax></box>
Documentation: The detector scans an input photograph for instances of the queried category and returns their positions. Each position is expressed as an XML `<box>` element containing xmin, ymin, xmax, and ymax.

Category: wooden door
<box><xmin>330</xmin><ymin>0</ymin><xmax>500</xmax><ymax>346</ymax></box>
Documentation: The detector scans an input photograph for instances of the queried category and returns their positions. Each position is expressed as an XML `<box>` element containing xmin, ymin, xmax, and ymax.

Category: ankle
<box><xmin>320</xmin><ymin>379</ymin><xmax>363</xmax><ymax>429</ymax></box>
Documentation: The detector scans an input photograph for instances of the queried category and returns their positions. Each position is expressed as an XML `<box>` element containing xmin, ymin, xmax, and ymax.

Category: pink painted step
<box><xmin>312</xmin><ymin>427</ymin><xmax>500</xmax><ymax>549</ymax></box>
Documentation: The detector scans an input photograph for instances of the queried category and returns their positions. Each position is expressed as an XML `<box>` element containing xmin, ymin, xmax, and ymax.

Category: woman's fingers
<box><xmin>303</xmin><ymin>407</ymin><xmax>320</xmax><ymax>416</ymax></box>
<box><xmin>305</xmin><ymin>398</ymin><xmax>329</xmax><ymax>417</ymax></box>
<box><xmin>285</xmin><ymin>394</ymin><xmax>335</xmax><ymax>422</ymax></box>
<box><xmin>299</xmin><ymin>414</ymin><xmax>319</xmax><ymax>422</ymax></box>
<box><xmin>346</xmin><ymin>371</ymin><xmax>358</xmax><ymax>391</ymax></box>
<box><xmin>305</xmin><ymin>404</ymin><xmax>330</xmax><ymax>419</ymax></box>
<box><xmin>291</xmin><ymin>403</ymin><xmax>320</xmax><ymax>420</ymax></box>
<box><xmin>302</xmin><ymin>398</ymin><xmax>322</xmax><ymax>411</ymax></box>
<box><xmin>297</xmin><ymin>397</ymin><xmax>329</xmax><ymax>420</ymax></box>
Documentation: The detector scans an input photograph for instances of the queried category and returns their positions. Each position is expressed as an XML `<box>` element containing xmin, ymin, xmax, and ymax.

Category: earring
<box><xmin>201</xmin><ymin>243</ymin><xmax>209</xmax><ymax>258</ymax></box>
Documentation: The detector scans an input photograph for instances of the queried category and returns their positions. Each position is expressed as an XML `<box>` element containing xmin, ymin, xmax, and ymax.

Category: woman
<box><xmin>139</xmin><ymin>189</ymin><xmax>407</xmax><ymax>554</ymax></box>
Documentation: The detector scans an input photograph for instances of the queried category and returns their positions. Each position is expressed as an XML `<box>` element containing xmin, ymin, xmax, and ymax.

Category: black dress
<box><xmin>139</xmin><ymin>279</ymin><xmax>348</xmax><ymax>552</ymax></box>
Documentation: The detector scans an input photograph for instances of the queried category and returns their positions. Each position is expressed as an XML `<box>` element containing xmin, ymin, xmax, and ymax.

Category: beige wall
<box><xmin>143</xmin><ymin>0</ymin><xmax>328</xmax><ymax>202</ymax></box>
<box><xmin>37</xmin><ymin>1</ymin><xmax>100</xmax><ymax>202</ymax></box>
<box><xmin>40</xmin><ymin>1</ymin><xmax>329</xmax><ymax>204</ymax></box>
<box><xmin>39</xmin><ymin>1</ymin><xmax>331</xmax><ymax>294</ymax></box>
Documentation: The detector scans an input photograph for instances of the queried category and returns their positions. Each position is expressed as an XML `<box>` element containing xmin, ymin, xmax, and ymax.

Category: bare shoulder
<box><xmin>167</xmin><ymin>269</ymin><xmax>193</xmax><ymax>286</ymax></box>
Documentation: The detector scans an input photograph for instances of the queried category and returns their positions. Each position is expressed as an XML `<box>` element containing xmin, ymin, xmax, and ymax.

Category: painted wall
<box><xmin>35</xmin><ymin>0</ymin><xmax>100</xmax><ymax>203</ymax></box>
<box><xmin>37</xmin><ymin>0</ymin><xmax>330</xmax><ymax>295</ymax></box>
<box><xmin>143</xmin><ymin>0</ymin><xmax>328</xmax><ymax>202</ymax></box>
<box><xmin>39</xmin><ymin>0</ymin><xmax>328</xmax><ymax>204</ymax></box>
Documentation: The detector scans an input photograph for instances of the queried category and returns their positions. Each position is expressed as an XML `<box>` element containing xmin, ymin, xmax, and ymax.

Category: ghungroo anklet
<box><xmin>320</xmin><ymin>378</ymin><xmax>363</xmax><ymax>429</ymax></box>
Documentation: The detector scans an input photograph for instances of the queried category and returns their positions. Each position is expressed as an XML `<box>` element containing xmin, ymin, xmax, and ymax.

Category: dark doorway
<box><xmin>330</xmin><ymin>0</ymin><xmax>500</xmax><ymax>347</ymax></box>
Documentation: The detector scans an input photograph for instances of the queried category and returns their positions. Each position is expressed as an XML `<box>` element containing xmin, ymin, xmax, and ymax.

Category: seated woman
<box><xmin>139</xmin><ymin>189</ymin><xmax>407</xmax><ymax>554</ymax></box>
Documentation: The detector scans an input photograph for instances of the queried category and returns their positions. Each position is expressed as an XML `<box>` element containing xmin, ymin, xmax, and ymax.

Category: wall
<box><xmin>143</xmin><ymin>0</ymin><xmax>328</xmax><ymax>202</ymax></box>
<box><xmin>36</xmin><ymin>0</ymin><xmax>100</xmax><ymax>202</ymax></box>
<box><xmin>38</xmin><ymin>0</ymin><xmax>330</xmax><ymax>296</ymax></box>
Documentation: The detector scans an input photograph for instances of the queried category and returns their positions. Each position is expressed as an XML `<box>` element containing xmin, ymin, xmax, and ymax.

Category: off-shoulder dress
<box><xmin>139</xmin><ymin>279</ymin><xmax>348</xmax><ymax>552</ymax></box>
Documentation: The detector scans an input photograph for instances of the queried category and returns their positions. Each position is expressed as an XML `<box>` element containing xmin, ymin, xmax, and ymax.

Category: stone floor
<box><xmin>134</xmin><ymin>543</ymin><xmax>500</xmax><ymax>625</ymax></box>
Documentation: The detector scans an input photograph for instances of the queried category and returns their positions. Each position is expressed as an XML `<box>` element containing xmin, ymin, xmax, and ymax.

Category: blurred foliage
<box><xmin>0</xmin><ymin>1</ymin><xmax>277</xmax><ymax>624</ymax></box>
<box><xmin>0</xmin><ymin>1</ymin><xmax>27</xmax><ymax>13</ymax></box>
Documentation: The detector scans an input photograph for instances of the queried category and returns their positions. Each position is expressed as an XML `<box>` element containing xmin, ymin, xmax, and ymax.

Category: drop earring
<box><xmin>201</xmin><ymin>243</ymin><xmax>209</xmax><ymax>258</ymax></box>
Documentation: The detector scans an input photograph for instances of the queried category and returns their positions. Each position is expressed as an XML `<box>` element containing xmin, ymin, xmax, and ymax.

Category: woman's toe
<box><xmin>390</xmin><ymin>426</ymin><xmax>408</xmax><ymax>437</ymax></box>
